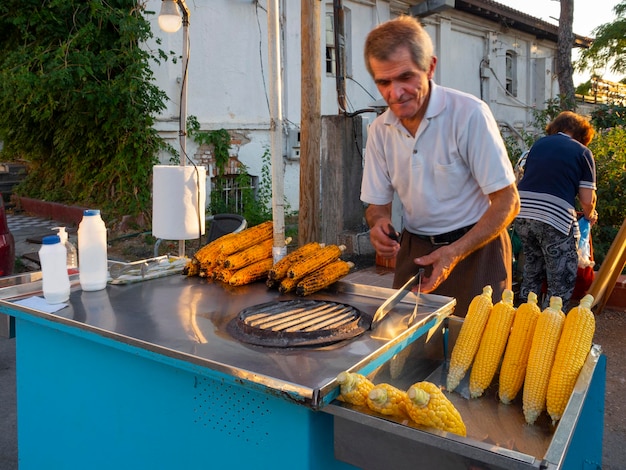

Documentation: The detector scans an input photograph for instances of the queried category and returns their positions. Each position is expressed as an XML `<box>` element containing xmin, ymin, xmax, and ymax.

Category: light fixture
<box><xmin>158</xmin><ymin>0</ymin><xmax>182</xmax><ymax>33</ymax></box>
<box><xmin>155</xmin><ymin>0</ymin><xmax>202</xmax><ymax>258</ymax></box>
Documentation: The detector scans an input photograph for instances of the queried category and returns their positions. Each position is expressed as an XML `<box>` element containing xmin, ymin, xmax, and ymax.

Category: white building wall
<box><xmin>145</xmin><ymin>0</ymin><xmax>560</xmax><ymax>212</ymax></box>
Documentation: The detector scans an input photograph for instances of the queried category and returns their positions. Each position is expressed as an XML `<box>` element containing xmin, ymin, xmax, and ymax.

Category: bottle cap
<box><xmin>53</xmin><ymin>227</ymin><xmax>68</xmax><ymax>244</ymax></box>
<box><xmin>42</xmin><ymin>235</ymin><xmax>61</xmax><ymax>245</ymax></box>
<box><xmin>83</xmin><ymin>209</ymin><xmax>101</xmax><ymax>217</ymax></box>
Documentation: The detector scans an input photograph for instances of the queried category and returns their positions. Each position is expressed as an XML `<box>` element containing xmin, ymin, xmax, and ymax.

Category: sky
<box><xmin>497</xmin><ymin>0</ymin><xmax>621</xmax><ymax>82</ymax></box>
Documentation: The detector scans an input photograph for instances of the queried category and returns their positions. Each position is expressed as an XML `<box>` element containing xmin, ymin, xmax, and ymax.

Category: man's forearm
<box><xmin>365</xmin><ymin>203</ymin><xmax>393</xmax><ymax>229</ymax></box>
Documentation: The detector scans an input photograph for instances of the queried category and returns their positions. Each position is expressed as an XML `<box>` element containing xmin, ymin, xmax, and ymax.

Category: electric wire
<box><xmin>176</xmin><ymin>20</ymin><xmax>203</xmax><ymax>249</ymax></box>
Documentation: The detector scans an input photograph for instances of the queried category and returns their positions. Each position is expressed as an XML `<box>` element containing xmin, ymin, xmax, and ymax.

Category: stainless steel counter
<box><xmin>0</xmin><ymin>272</ymin><xmax>455</xmax><ymax>409</ymax></box>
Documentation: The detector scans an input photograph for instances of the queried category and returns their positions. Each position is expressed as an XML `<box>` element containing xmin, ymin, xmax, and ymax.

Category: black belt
<box><xmin>414</xmin><ymin>224</ymin><xmax>475</xmax><ymax>246</ymax></box>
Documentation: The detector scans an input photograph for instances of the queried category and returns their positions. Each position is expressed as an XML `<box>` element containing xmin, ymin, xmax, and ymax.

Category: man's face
<box><xmin>369</xmin><ymin>46</ymin><xmax>435</xmax><ymax>121</ymax></box>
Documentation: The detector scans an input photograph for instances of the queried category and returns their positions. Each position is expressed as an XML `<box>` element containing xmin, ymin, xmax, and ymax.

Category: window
<box><xmin>505</xmin><ymin>50</ymin><xmax>518</xmax><ymax>97</ymax></box>
<box><xmin>325</xmin><ymin>12</ymin><xmax>336</xmax><ymax>75</ymax></box>
<box><xmin>210</xmin><ymin>174</ymin><xmax>258</xmax><ymax>215</ymax></box>
<box><xmin>325</xmin><ymin>7</ymin><xmax>352</xmax><ymax>77</ymax></box>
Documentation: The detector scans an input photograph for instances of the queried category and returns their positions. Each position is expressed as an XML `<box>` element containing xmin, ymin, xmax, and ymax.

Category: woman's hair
<box><xmin>546</xmin><ymin>111</ymin><xmax>595</xmax><ymax>146</ymax></box>
<box><xmin>364</xmin><ymin>15</ymin><xmax>434</xmax><ymax>76</ymax></box>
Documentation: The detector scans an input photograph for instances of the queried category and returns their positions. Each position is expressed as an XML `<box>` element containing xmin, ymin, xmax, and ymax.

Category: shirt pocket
<box><xmin>433</xmin><ymin>159</ymin><xmax>468</xmax><ymax>202</ymax></box>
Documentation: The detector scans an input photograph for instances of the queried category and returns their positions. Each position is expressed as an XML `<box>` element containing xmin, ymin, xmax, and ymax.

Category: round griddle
<box><xmin>228</xmin><ymin>299</ymin><xmax>368</xmax><ymax>347</ymax></box>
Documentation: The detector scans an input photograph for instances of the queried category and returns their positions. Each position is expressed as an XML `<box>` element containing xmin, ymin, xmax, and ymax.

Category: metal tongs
<box><xmin>371</xmin><ymin>268</ymin><xmax>424</xmax><ymax>330</ymax></box>
<box><xmin>406</xmin><ymin>268</ymin><xmax>424</xmax><ymax>327</ymax></box>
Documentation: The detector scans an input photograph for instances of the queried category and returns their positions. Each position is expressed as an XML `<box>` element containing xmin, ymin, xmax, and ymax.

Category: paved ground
<box><xmin>0</xmin><ymin>213</ymin><xmax>624</xmax><ymax>469</ymax></box>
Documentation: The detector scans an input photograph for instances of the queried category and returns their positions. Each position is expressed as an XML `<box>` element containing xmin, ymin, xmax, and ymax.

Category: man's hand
<box><xmin>414</xmin><ymin>184</ymin><xmax>520</xmax><ymax>292</ymax></box>
<box><xmin>370</xmin><ymin>219</ymin><xmax>401</xmax><ymax>259</ymax></box>
<box><xmin>365</xmin><ymin>203</ymin><xmax>400</xmax><ymax>259</ymax></box>
<box><xmin>413</xmin><ymin>244</ymin><xmax>459</xmax><ymax>293</ymax></box>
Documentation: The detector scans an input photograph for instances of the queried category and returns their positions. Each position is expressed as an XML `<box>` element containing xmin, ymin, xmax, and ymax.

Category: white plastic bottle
<box><xmin>78</xmin><ymin>209</ymin><xmax>108</xmax><ymax>291</ymax></box>
<box><xmin>39</xmin><ymin>235</ymin><xmax>71</xmax><ymax>304</ymax></box>
<box><xmin>54</xmin><ymin>226</ymin><xmax>78</xmax><ymax>273</ymax></box>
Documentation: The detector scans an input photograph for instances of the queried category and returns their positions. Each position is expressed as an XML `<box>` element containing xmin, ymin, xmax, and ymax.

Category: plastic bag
<box><xmin>577</xmin><ymin>217</ymin><xmax>594</xmax><ymax>268</ymax></box>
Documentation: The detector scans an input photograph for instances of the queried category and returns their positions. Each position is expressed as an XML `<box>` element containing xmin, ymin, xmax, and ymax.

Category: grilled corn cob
<box><xmin>192</xmin><ymin>230</ymin><xmax>246</xmax><ymax>270</ymax></box>
<box><xmin>213</xmin><ymin>266</ymin><xmax>237</xmax><ymax>284</ymax></box>
<box><xmin>269</xmin><ymin>242</ymin><xmax>323</xmax><ymax>280</ymax></box>
<box><xmin>546</xmin><ymin>294</ymin><xmax>596</xmax><ymax>424</ymax></box>
<box><xmin>446</xmin><ymin>285</ymin><xmax>494</xmax><ymax>392</ymax></box>
<box><xmin>498</xmin><ymin>292</ymin><xmax>541</xmax><ymax>404</ymax></box>
<box><xmin>295</xmin><ymin>260</ymin><xmax>354</xmax><ymax>296</ymax></box>
<box><xmin>182</xmin><ymin>259</ymin><xmax>201</xmax><ymax>277</ymax></box>
<box><xmin>215</xmin><ymin>220</ymin><xmax>273</xmax><ymax>257</ymax></box>
<box><xmin>228</xmin><ymin>258</ymin><xmax>274</xmax><ymax>286</ymax></box>
<box><xmin>278</xmin><ymin>276</ymin><xmax>300</xmax><ymax>294</ymax></box>
<box><xmin>336</xmin><ymin>371</ymin><xmax>375</xmax><ymax>406</ymax></box>
<box><xmin>405</xmin><ymin>382</ymin><xmax>467</xmax><ymax>437</ymax></box>
<box><xmin>287</xmin><ymin>244</ymin><xmax>345</xmax><ymax>279</ymax></box>
<box><xmin>366</xmin><ymin>383</ymin><xmax>409</xmax><ymax>419</ymax></box>
<box><xmin>223</xmin><ymin>238</ymin><xmax>274</xmax><ymax>270</ymax></box>
<box><xmin>469</xmin><ymin>289</ymin><xmax>516</xmax><ymax>398</ymax></box>
<box><xmin>522</xmin><ymin>296</ymin><xmax>565</xmax><ymax>425</ymax></box>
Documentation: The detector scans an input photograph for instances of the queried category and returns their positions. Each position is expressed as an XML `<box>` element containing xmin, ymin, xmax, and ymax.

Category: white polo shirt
<box><xmin>360</xmin><ymin>81</ymin><xmax>515</xmax><ymax>236</ymax></box>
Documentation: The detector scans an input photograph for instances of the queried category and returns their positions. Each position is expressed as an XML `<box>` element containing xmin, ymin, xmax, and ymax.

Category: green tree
<box><xmin>577</xmin><ymin>1</ymin><xmax>626</xmax><ymax>79</ymax></box>
<box><xmin>0</xmin><ymin>0</ymin><xmax>169</xmax><ymax>223</ymax></box>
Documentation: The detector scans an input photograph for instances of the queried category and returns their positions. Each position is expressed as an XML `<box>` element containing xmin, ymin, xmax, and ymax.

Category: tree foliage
<box><xmin>0</xmin><ymin>0</ymin><xmax>169</xmax><ymax>223</ymax></box>
<box><xmin>577</xmin><ymin>1</ymin><xmax>626</xmax><ymax>78</ymax></box>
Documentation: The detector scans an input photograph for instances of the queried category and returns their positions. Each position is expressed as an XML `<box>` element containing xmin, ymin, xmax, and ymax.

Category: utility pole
<box><xmin>299</xmin><ymin>0</ymin><xmax>321</xmax><ymax>244</ymax></box>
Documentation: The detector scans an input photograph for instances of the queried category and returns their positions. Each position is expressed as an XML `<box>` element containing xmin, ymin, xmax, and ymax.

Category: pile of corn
<box><xmin>183</xmin><ymin>221</ymin><xmax>353</xmax><ymax>295</ymax></box>
<box><xmin>337</xmin><ymin>371</ymin><xmax>467</xmax><ymax>437</ymax></box>
<box><xmin>446</xmin><ymin>286</ymin><xmax>596</xmax><ymax>426</ymax></box>
<box><xmin>265</xmin><ymin>241</ymin><xmax>352</xmax><ymax>296</ymax></box>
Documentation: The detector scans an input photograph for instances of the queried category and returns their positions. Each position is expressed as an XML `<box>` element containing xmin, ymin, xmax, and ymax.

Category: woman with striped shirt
<box><xmin>514</xmin><ymin>111</ymin><xmax>598</xmax><ymax>309</ymax></box>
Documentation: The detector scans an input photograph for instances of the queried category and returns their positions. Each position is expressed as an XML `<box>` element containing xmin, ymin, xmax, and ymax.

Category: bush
<box><xmin>0</xmin><ymin>0</ymin><xmax>169</xmax><ymax>223</ymax></box>
<box><xmin>588</xmin><ymin>126</ymin><xmax>626</xmax><ymax>266</ymax></box>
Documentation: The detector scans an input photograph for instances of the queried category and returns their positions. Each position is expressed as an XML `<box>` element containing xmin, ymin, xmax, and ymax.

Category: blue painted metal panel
<box><xmin>15</xmin><ymin>318</ymin><xmax>356</xmax><ymax>470</ymax></box>
<box><xmin>560</xmin><ymin>353</ymin><xmax>606</xmax><ymax>470</ymax></box>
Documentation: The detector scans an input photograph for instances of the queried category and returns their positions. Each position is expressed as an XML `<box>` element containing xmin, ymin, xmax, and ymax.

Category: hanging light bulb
<box><xmin>158</xmin><ymin>0</ymin><xmax>182</xmax><ymax>33</ymax></box>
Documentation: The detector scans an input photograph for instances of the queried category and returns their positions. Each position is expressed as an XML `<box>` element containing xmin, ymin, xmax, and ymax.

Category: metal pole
<box><xmin>267</xmin><ymin>0</ymin><xmax>286</xmax><ymax>262</ymax></box>
<box><xmin>178</xmin><ymin>0</ymin><xmax>190</xmax><ymax>258</ymax></box>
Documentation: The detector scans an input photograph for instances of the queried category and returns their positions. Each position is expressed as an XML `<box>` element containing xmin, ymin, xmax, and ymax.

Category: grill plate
<box><xmin>228</xmin><ymin>299</ymin><xmax>368</xmax><ymax>347</ymax></box>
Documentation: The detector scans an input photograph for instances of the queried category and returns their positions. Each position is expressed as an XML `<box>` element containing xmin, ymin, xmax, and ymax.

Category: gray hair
<box><xmin>364</xmin><ymin>15</ymin><xmax>434</xmax><ymax>76</ymax></box>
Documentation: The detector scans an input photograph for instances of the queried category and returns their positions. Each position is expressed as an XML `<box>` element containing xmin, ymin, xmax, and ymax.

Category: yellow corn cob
<box><xmin>405</xmin><ymin>382</ymin><xmax>467</xmax><ymax>437</ymax></box>
<box><xmin>223</xmin><ymin>238</ymin><xmax>274</xmax><ymax>270</ymax></box>
<box><xmin>269</xmin><ymin>242</ymin><xmax>323</xmax><ymax>280</ymax></box>
<box><xmin>228</xmin><ymin>258</ymin><xmax>274</xmax><ymax>286</ymax></box>
<box><xmin>215</xmin><ymin>220</ymin><xmax>273</xmax><ymax>257</ymax></box>
<box><xmin>469</xmin><ymin>289</ymin><xmax>516</xmax><ymax>398</ymax></box>
<box><xmin>498</xmin><ymin>291</ymin><xmax>541</xmax><ymax>404</ymax></box>
<box><xmin>295</xmin><ymin>260</ymin><xmax>354</xmax><ymax>296</ymax></box>
<box><xmin>366</xmin><ymin>383</ymin><xmax>409</xmax><ymax>419</ymax></box>
<box><xmin>287</xmin><ymin>244</ymin><xmax>345</xmax><ymax>279</ymax></box>
<box><xmin>546</xmin><ymin>294</ymin><xmax>596</xmax><ymax>424</ymax></box>
<box><xmin>522</xmin><ymin>296</ymin><xmax>565</xmax><ymax>425</ymax></box>
<box><xmin>446</xmin><ymin>285</ymin><xmax>494</xmax><ymax>392</ymax></box>
<box><xmin>336</xmin><ymin>371</ymin><xmax>375</xmax><ymax>406</ymax></box>
<box><xmin>389</xmin><ymin>346</ymin><xmax>412</xmax><ymax>380</ymax></box>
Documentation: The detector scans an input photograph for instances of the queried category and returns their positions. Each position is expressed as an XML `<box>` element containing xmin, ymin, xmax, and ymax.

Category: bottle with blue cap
<box><xmin>39</xmin><ymin>235</ymin><xmax>71</xmax><ymax>303</ymax></box>
<box><xmin>78</xmin><ymin>209</ymin><xmax>108</xmax><ymax>291</ymax></box>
